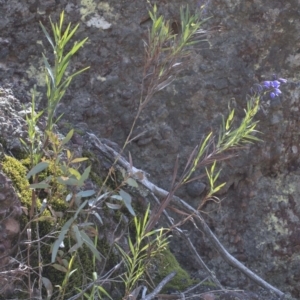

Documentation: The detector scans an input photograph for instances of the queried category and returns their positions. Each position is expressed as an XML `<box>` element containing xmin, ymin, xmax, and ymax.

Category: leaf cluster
<box><xmin>141</xmin><ymin>5</ymin><xmax>208</xmax><ymax>108</ymax></box>
<box><xmin>116</xmin><ymin>206</ymin><xmax>169</xmax><ymax>298</ymax></box>
<box><xmin>40</xmin><ymin>11</ymin><xmax>89</xmax><ymax>132</ymax></box>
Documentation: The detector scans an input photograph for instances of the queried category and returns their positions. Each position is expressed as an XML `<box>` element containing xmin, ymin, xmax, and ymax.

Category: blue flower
<box><xmin>261</xmin><ymin>78</ymin><xmax>286</xmax><ymax>99</ymax></box>
<box><xmin>263</xmin><ymin>81</ymin><xmax>271</xmax><ymax>89</ymax></box>
<box><xmin>270</xmin><ymin>89</ymin><xmax>281</xmax><ymax>98</ymax></box>
<box><xmin>271</xmin><ymin>80</ymin><xmax>280</xmax><ymax>88</ymax></box>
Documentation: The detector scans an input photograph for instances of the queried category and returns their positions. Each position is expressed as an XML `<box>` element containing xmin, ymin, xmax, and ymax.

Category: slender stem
<box><xmin>36</xmin><ymin>221</ymin><xmax>43</xmax><ymax>300</ymax></box>
<box><xmin>27</xmin><ymin>228</ymin><xmax>32</xmax><ymax>299</ymax></box>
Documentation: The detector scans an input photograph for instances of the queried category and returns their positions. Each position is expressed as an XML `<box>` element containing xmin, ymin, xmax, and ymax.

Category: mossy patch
<box><xmin>2</xmin><ymin>155</ymin><xmax>35</xmax><ymax>211</ymax></box>
<box><xmin>155</xmin><ymin>248</ymin><xmax>196</xmax><ymax>292</ymax></box>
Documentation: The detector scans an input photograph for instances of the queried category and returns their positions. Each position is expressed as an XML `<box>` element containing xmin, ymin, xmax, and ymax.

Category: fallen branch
<box><xmin>88</xmin><ymin>133</ymin><xmax>285</xmax><ymax>299</ymax></box>
<box><xmin>142</xmin><ymin>272</ymin><xmax>177</xmax><ymax>300</ymax></box>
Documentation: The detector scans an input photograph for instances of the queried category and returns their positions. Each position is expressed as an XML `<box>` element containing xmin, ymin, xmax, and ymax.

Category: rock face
<box><xmin>1</xmin><ymin>0</ymin><xmax>300</xmax><ymax>298</ymax></box>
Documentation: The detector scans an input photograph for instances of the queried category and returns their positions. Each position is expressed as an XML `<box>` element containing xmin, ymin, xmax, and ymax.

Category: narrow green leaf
<box><xmin>40</xmin><ymin>22</ymin><xmax>55</xmax><ymax>50</ymax></box>
<box><xmin>128</xmin><ymin>237</ymin><xmax>135</xmax><ymax>255</ymax></box>
<box><xmin>42</xmin><ymin>54</ymin><xmax>55</xmax><ymax>86</ymax></box>
<box><xmin>71</xmin><ymin>157</ymin><xmax>89</xmax><ymax>163</ymax></box>
<box><xmin>56</xmin><ymin>61</ymin><xmax>70</xmax><ymax>86</ymax></box>
<box><xmin>213</xmin><ymin>182</ymin><xmax>226</xmax><ymax>193</ymax></box>
<box><xmin>77</xmin><ymin>190</ymin><xmax>95</xmax><ymax>198</ymax></box>
<box><xmin>61</xmin><ymin>129</ymin><xmax>74</xmax><ymax>145</ymax></box>
<box><xmin>119</xmin><ymin>189</ymin><xmax>136</xmax><ymax>216</ymax></box>
<box><xmin>28</xmin><ymin>182</ymin><xmax>50</xmax><ymax>189</ymax></box>
<box><xmin>60</xmin><ymin>22</ymin><xmax>71</xmax><ymax>45</ymax></box>
<box><xmin>78</xmin><ymin>165</ymin><xmax>91</xmax><ymax>186</ymax></box>
<box><xmin>68</xmin><ymin>269</ymin><xmax>77</xmax><ymax>278</ymax></box>
<box><xmin>80</xmin><ymin>230</ymin><xmax>102</xmax><ymax>262</ymax></box>
<box><xmin>60</xmin><ymin>38</ymin><xmax>88</xmax><ymax>69</ymax></box>
<box><xmin>61</xmin><ymin>259</ymin><xmax>69</xmax><ymax>269</ymax></box>
<box><xmin>68</xmin><ymin>243</ymin><xmax>81</xmax><ymax>253</ymax></box>
<box><xmin>51</xmin><ymin>217</ymin><xmax>74</xmax><ymax>263</ymax></box>
<box><xmin>96</xmin><ymin>285</ymin><xmax>112</xmax><ymax>299</ymax></box>
<box><xmin>68</xmin><ymin>168</ymin><xmax>81</xmax><ymax>180</ymax></box>
<box><xmin>66</xmin><ymin>66</ymin><xmax>90</xmax><ymax>82</ymax></box>
<box><xmin>64</xmin><ymin>23</ymin><xmax>80</xmax><ymax>46</ymax></box>
<box><xmin>74</xmin><ymin>200</ymin><xmax>88</xmax><ymax>219</ymax></box>
<box><xmin>59</xmin><ymin>11</ymin><xmax>64</xmax><ymax>33</ymax></box>
<box><xmin>26</xmin><ymin>162</ymin><xmax>49</xmax><ymax>179</ymax></box>
<box><xmin>91</xmin><ymin>211</ymin><xmax>103</xmax><ymax>225</ymax></box>
<box><xmin>143</xmin><ymin>206</ymin><xmax>150</xmax><ymax>230</ymax></box>
<box><xmin>57</xmin><ymin>176</ymin><xmax>80</xmax><ymax>186</ymax></box>
<box><xmin>72</xmin><ymin>224</ymin><xmax>83</xmax><ymax>247</ymax></box>
<box><xmin>110</xmin><ymin>195</ymin><xmax>123</xmax><ymax>201</ymax></box>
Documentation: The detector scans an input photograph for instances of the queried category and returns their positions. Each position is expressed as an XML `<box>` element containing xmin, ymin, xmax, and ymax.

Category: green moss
<box><xmin>155</xmin><ymin>248</ymin><xmax>196</xmax><ymax>292</ymax></box>
<box><xmin>2</xmin><ymin>155</ymin><xmax>37</xmax><ymax>210</ymax></box>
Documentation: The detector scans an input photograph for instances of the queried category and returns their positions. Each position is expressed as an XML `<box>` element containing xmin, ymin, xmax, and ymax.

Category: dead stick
<box><xmin>142</xmin><ymin>272</ymin><xmax>176</xmax><ymax>300</ymax></box>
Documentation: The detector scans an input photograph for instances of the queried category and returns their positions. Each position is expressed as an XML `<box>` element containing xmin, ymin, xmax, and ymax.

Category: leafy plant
<box><xmin>40</xmin><ymin>11</ymin><xmax>89</xmax><ymax>132</ymax></box>
<box><xmin>16</xmin><ymin>11</ymin><xmax>100</xmax><ymax>299</ymax></box>
<box><xmin>116</xmin><ymin>206</ymin><xmax>169</xmax><ymax>298</ymax></box>
<box><xmin>20</xmin><ymin>86</ymin><xmax>43</xmax><ymax>166</ymax></box>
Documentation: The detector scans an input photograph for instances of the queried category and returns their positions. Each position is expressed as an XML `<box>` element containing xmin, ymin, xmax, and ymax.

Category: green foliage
<box><xmin>54</xmin><ymin>250</ymin><xmax>77</xmax><ymax>300</ymax></box>
<box><xmin>181</xmin><ymin>97</ymin><xmax>261</xmax><ymax>207</ymax></box>
<box><xmin>20</xmin><ymin>86</ymin><xmax>43</xmax><ymax>166</ymax></box>
<box><xmin>43</xmin><ymin>243</ymin><xmax>97</xmax><ymax>299</ymax></box>
<box><xmin>9</xmin><ymin>11</ymin><xmax>103</xmax><ymax>299</ymax></box>
<box><xmin>40</xmin><ymin>11</ymin><xmax>89</xmax><ymax>132</ymax></box>
<box><xmin>116</xmin><ymin>206</ymin><xmax>169</xmax><ymax>297</ymax></box>
<box><xmin>217</xmin><ymin>97</ymin><xmax>261</xmax><ymax>152</ymax></box>
<box><xmin>205</xmin><ymin>161</ymin><xmax>226</xmax><ymax>197</ymax></box>
<box><xmin>50</xmin><ymin>200</ymin><xmax>101</xmax><ymax>264</ymax></box>
<box><xmin>141</xmin><ymin>4</ymin><xmax>207</xmax><ymax>106</ymax></box>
